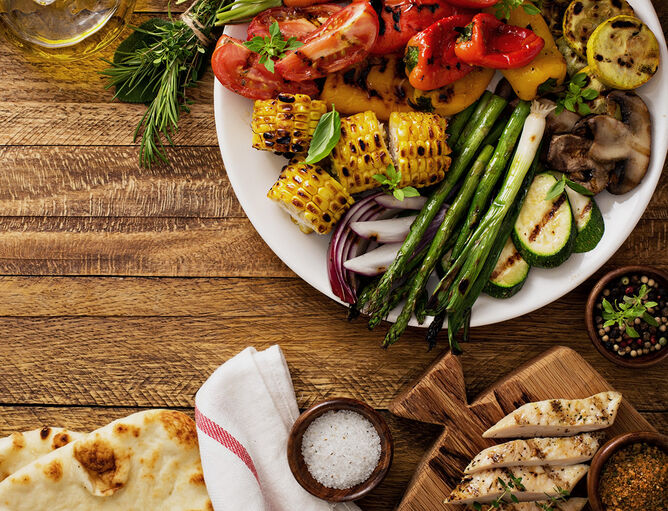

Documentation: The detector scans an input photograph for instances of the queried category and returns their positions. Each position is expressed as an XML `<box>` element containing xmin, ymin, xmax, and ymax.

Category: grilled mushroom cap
<box><xmin>547</xmin><ymin>133</ymin><xmax>613</xmax><ymax>194</ymax></box>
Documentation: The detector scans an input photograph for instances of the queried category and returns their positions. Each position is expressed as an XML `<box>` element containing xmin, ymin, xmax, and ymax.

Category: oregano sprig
<box><xmin>602</xmin><ymin>284</ymin><xmax>658</xmax><ymax>338</ymax></box>
<box><xmin>373</xmin><ymin>164</ymin><xmax>420</xmax><ymax>201</ymax></box>
<box><xmin>544</xmin><ymin>173</ymin><xmax>594</xmax><ymax>201</ymax></box>
<box><xmin>243</xmin><ymin>21</ymin><xmax>303</xmax><ymax>73</ymax></box>
<box><xmin>555</xmin><ymin>72</ymin><xmax>599</xmax><ymax>116</ymax></box>
<box><xmin>494</xmin><ymin>0</ymin><xmax>541</xmax><ymax>20</ymax></box>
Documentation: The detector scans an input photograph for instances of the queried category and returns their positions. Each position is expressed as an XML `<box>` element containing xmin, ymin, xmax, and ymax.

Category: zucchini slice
<box><xmin>565</xmin><ymin>186</ymin><xmax>605</xmax><ymax>253</ymax></box>
<box><xmin>563</xmin><ymin>0</ymin><xmax>634</xmax><ymax>58</ymax></box>
<box><xmin>484</xmin><ymin>237</ymin><xmax>530</xmax><ymax>299</ymax></box>
<box><xmin>587</xmin><ymin>15</ymin><xmax>660</xmax><ymax>90</ymax></box>
<box><xmin>557</xmin><ymin>36</ymin><xmax>586</xmax><ymax>77</ymax></box>
<box><xmin>512</xmin><ymin>173</ymin><xmax>575</xmax><ymax>268</ymax></box>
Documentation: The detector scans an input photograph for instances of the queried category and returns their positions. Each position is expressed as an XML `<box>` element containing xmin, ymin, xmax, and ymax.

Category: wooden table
<box><xmin>0</xmin><ymin>4</ymin><xmax>665</xmax><ymax>509</ymax></box>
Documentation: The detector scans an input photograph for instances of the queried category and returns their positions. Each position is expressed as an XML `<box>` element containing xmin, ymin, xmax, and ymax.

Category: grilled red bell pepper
<box><xmin>404</xmin><ymin>14</ymin><xmax>475</xmax><ymax>91</ymax></box>
<box><xmin>368</xmin><ymin>0</ymin><xmax>471</xmax><ymax>55</ymax></box>
<box><xmin>443</xmin><ymin>0</ymin><xmax>498</xmax><ymax>7</ymax></box>
<box><xmin>454</xmin><ymin>12</ymin><xmax>545</xmax><ymax>69</ymax></box>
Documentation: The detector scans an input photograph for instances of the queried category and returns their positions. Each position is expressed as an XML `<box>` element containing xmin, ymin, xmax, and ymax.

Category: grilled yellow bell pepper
<box><xmin>500</xmin><ymin>8</ymin><xmax>567</xmax><ymax>100</ymax></box>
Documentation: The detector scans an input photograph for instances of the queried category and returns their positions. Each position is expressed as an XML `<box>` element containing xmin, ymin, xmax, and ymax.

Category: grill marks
<box><xmin>529</xmin><ymin>195</ymin><xmax>566</xmax><ymax>242</ymax></box>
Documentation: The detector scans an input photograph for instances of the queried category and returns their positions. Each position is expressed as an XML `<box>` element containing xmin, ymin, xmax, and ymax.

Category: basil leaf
<box><xmin>393</xmin><ymin>188</ymin><xmax>405</xmax><ymax>201</ymax></box>
<box><xmin>581</xmin><ymin>88</ymin><xmax>599</xmax><ymax>100</ymax></box>
<box><xmin>545</xmin><ymin>176</ymin><xmax>566</xmax><ymax>201</ymax></box>
<box><xmin>522</xmin><ymin>2</ymin><xmax>541</xmax><ymax>15</ymax></box>
<box><xmin>565</xmin><ymin>179</ymin><xmax>594</xmax><ymax>196</ymax></box>
<box><xmin>305</xmin><ymin>106</ymin><xmax>341</xmax><ymax>164</ymax></box>
<box><xmin>402</xmin><ymin>186</ymin><xmax>420</xmax><ymax>198</ymax></box>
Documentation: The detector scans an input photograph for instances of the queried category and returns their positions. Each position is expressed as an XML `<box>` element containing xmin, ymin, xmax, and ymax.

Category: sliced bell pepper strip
<box><xmin>454</xmin><ymin>12</ymin><xmax>545</xmax><ymax>69</ymax></box>
<box><xmin>444</xmin><ymin>0</ymin><xmax>498</xmax><ymax>7</ymax></box>
<box><xmin>404</xmin><ymin>14</ymin><xmax>475</xmax><ymax>91</ymax></box>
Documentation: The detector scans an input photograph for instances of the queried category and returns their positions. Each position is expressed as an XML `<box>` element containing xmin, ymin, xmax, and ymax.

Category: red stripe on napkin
<box><xmin>195</xmin><ymin>407</ymin><xmax>260</xmax><ymax>483</ymax></box>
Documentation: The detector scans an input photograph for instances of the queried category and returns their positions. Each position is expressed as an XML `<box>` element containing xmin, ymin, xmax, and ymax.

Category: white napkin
<box><xmin>195</xmin><ymin>345</ymin><xmax>362</xmax><ymax>511</ymax></box>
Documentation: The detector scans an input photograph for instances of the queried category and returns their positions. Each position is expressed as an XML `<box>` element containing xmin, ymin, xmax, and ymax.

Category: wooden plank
<box><xmin>0</xmin><ymin>217</ymin><xmax>291</xmax><ymax>277</ymax></box>
<box><xmin>389</xmin><ymin>348</ymin><xmax>660</xmax><ymax>510</ymax></box>
<box><xmin>0</xmin><ymin>217</ymin><xmax>662</xmax><ymax>276</ymax></box>
<box><xmin>0</xmin><ymin>146</ymin><xmax>239</xmax><ymax>217</ymax></box>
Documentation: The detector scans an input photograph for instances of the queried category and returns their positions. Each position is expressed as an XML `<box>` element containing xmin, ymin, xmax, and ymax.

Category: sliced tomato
<box><xmin>443</xmin><ymin>0</ymin><xmax>498</xmax><ymax>7</ymax></box>
<box><xmin>275</xmin><ymin>2</ymin><xmax>379</xmax><ymax>81</ymax></box>
<box><xmin>211</xmin><ymin>35</ymin><xmax>319</xmax><ymax>100</ymax></box>
<box><xmin>369</xmin><ymin>0</ymin><xmax>471</xmax><ymax>55</ymax></box>
<box><xmin>404</xmin><ymin>14</ymin><xmax>475</xmax><ymax>90</ymax></box>
<box><xmin>247</xmin><ymin>5</ymin><xmax>343</xmax><ymax>40</ymax></box>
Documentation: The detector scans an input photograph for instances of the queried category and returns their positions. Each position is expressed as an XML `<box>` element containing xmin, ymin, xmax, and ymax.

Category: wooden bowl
<box><xmin>287</xmin><ymin>397</ymin><xmax>393</xmax><ymax>502</ymax></box>
<box><xmin>587</xmin><ymin>430</ymin><xmax>668</xmax><ymax>511</ymax></box>
<box><xmin>585</xmin><ymin>265</ymin><xmax>668</xmax><ymax>368</ymax></box>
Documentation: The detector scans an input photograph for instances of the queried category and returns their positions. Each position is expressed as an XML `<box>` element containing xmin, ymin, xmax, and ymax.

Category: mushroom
<box><xmin>545</xmin><ymin>91</ymin><xmax>651</xmax><ymax>195</ymax></box>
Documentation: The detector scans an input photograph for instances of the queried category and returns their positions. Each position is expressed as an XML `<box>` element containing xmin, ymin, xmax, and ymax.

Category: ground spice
<box><xmin>599</xmin><ymin>442</ymin><xmax>668</xmax><ymax>511</ymax></box>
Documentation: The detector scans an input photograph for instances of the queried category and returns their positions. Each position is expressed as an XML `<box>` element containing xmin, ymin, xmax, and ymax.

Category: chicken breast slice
<box><xmin>465</xmin><ymin>433</ymin><xmax>604</xmax><ymax>473</ymax></box>
<box><xmin>446</xmin><ymin>465</ymin><xmax>589</xmax><ymax>504</ymax></box>
<box><xmin>468</xmin><ymin>497</ymin><xmax>588</xmax><ymax>510</ymax></box>
<box><xmin>483</xmin><ymin>392</ymin><xmax>621</xmax><ymax>438</ymax></box>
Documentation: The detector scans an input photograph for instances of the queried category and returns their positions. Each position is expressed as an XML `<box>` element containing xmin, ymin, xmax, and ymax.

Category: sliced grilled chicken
<box><xmin>465</xmin><ymin>433</ymin><xmax>604</xmax><ymax>473</ymax></box>
<box><xmin>446</xmin><ymin>465</ymin><xmax>589</xmax><ymax>505</ymax></box>
<box><xmin>469</xmin><ymin>497</ymin><xmax>588</xmax><ymax>510</ymax></box>
<box><xmin>483</xmin><ymin>392</ymin><xmax>621</xmax><ymax>438</ymax></box>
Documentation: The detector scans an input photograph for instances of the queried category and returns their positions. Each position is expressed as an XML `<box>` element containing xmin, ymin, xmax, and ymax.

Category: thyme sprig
<box><xmin>472</xmin><ymin>475</ymin><xmax>526</xmax><ymax>509</ymax></box>
<box><xmin>602</xmin><ymin>284</ymin><xmax>658</xmax><ymax>338</ymax></box>
<box><xmin>538</xmin><ymin>486</ymin><xmax>571</xmax><ymax>510</ymax></box>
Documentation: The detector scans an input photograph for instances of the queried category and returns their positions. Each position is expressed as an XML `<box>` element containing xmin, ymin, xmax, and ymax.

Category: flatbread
<box><xmin>0</xmin><ymin>427</ymin><xmax>83</xmax><ymax>482</ymax></box>
<box><xmin>0</xmin><ymin>410</ymin><xmax>211</xmax><ymax>510</ymax></box>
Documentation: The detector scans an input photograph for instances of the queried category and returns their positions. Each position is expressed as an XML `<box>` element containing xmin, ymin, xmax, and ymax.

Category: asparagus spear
<box><xmin>383</xmin><ymin>145</ymin><xmax>495</xmax><ymax>346</ymax></box>
<box><xmin>445</xmin><ymin>101</ymin><xmax>555</xmax><ymax>316</ymax></box>
<box><xmin>446</xmin><ymin>102</ymin><xmax>477</xmax><ymax>149</ymax></box>
<box><xmin>363</xmin><ymin>95</ymin><xmax>508</xmax><ymax>316</ymax></box>
<box><xmin>449</xmin><ymin>102</ymin><xmax>532</xmax><ymax>263</ymax></box>
<box><xmin>454</xmin><ymin>91</ymin><xmax>492</xmax><ymax>154</ymax></box>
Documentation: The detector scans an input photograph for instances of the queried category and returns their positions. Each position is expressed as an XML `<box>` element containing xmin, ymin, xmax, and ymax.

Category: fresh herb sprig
<box><xmin>305</xmin><ymin>106</ymin><xmax>341</xmax><ymax>164</ymax></box>
<box><xmin>373</xmin><ymin>164</ymin><xmax>420</xmax><ymax>202</ymax></box>
<box><xmin>602</xmin><ymin>284</ymin><xmax>658</xmax><ymax>338</ymax></box>
<box><xmin>244</xmin><ymin>22</ymin><xmax>303</xmax><ymax>73</ymax></box>
<box><xmin>495</xmin><ymin>0</ymin><xmax>541</xmax><ymax>20</ymax></box>
<box><xmin>545</xmin><ymin>173</ymin><xmax>594</xmax><ymax>200</ymax></box>
<box><xmin>472</xmin><ymin>475</ymin><xmax>526</xmax><ymax>509</ymax></box>
<box><xmin>538</xmin><ymin>486</ymin><xmax>571</xmax><ymax>510</ymax></box>
<box><xmin>555</xmin><ymin>72</ymin><xmax>599</xmax><ymax>116</ymax></box>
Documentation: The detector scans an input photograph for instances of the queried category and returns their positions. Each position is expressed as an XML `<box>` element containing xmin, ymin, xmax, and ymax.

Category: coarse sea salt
<box><xmin>301</xmin><ymin>409</ymin><xmax>382</xmax><ymax>490</ymax></box>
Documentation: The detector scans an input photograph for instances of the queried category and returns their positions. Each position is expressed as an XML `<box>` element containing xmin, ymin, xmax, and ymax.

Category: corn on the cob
<box><xmin>252</xmin><ymin>93</ymin><xmax>327</xmax><ymax>156</ymax></box>
<box><xmin>388</xmin><ymin>112</ymin><xmax>451</xmax><ymax>188</ymax></box>
<box><xmin>267</xmin><ymin>162</ymin><xmax>354</xmax><ymax>234</ymax></box>
<box><xmin>330</xmin><ymin>111</ymin><xmax>392</xmax><ymax>194</ymax></box>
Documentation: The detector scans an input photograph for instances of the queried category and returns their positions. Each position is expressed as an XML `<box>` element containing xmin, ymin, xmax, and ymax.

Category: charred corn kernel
<box><xmin>267</xmin><ymin>162</ymin><xmax>354</xmax><ymax>235</ymax></box>
<box><xmin>500</xmin><ymin>8</ymin><xmax>567</xmax><ymax>100</ymax></box>
<box><xmin>321</xmin><ymin>57</ymin><xmax>415</xmax><ymax>121</ymax></box>
<box><xmin>252</xmin><ymin>93</ymin><xmax>327</xmax><ymax>156</ymax></box>
<box><xmin>410</xmin><ymin>67</ymin><xmax>495</xmax><ymax>117</ymax></box>
<box><xmin>330</xmin><ymin>111</ymin><xmax>392</xmax><ymax>194</ymax></box>
<box><xmin>388</xmin><ymin>112</ymin><xmax>451</xmax><ymax>188</ymax></box>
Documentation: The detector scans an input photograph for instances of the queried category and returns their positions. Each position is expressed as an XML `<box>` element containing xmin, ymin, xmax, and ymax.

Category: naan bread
<box><xmin>0</xmin><ymin>427</ymin><xmax>83</xmax><ymax>482</ymax></box>
<box><xmin>0</xmin><ymin>410</ymin><xmax>211</xmax><ymax>511</ymax></box>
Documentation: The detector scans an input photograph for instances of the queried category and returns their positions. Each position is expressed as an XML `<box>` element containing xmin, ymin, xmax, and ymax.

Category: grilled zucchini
<box><xmin>410</xmin><ymin>67</ymin><xmax>495</xmax><ymax>117</ymax></box>
<box><xmin>565</xmin><ymin>185</ymin><xmax>604</xmax><ymax>253</ymax></box>
<box><xmin>252</xmin><ymin>94</ymin><xmax>327</xmax><ymax>156</ymax></box>
<box><xmin>320</xmin><ymin>57</ymin><xmax>415</xmax><ymax>121</ymax></box>
<box><xmin>267</xmin><ymin>162</ymin><xmax>354</xmax><ymax>234</ymax></box>
<box><xmin>484</xmin><ymin>237</ymin><xmax>530</xmax><ymax>299</ymax></box>
<box><xmin>388</xmin><ymin>112</ymin><xmax>451</xmax><ymax>188</ymax></box>
<box><xmin>512</xmin><ymin>173</ymin><xmax>575</xmax><ymax>268</ymax></box>
<box><xmin>587</xmin><ymin>15</ymin><xmax>660</xmax><ymax>90</ymax></box>
<box><xmin>330</xmin><ymin>111</ymin><xmax>393</xmax><ymax>194</ymax></box>
<box><xmin>556</xmin><ymin>36</ymin><xmax>586</xmax><ymax>77</ymax></box>
<box><xmin>563</xmin><ymin>0</ymin><xmax>635</xmax><ymax>58</ymax></box>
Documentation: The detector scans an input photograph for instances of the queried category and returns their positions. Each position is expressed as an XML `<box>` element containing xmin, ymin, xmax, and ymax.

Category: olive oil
<box><xmin>0</xmin><ymin>0</ymin><xmax>135</xmax><ymax>60</ymax></box>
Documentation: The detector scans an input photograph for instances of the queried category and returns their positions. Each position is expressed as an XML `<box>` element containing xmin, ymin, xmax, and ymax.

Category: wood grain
<box><xmin>389</xmin><ymin>347</ymin><xmax>655</xmax><ymax>511</ymax></box>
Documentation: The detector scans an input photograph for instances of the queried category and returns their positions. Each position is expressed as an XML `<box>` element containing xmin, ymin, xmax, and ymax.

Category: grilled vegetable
<box><xmin>410</xmin><ymin>67</ymin><xmax>495</xmax><ymax>117</ymax></box>
<box><xmin>267</xmin><ymin>162</ymin><xmax>354</xmax><ymax>234</ymax></box>
<box><xmin>247</xmin><ymin>4</ymin><xmax>342</xmax><ymax>39</ymax></box>
<box><xmin>512</xmin><ymin>172</ymin><xmax>575</xmax><ymax>268</ymax></box>
<box><xmin>404</xmin><ymin>14</ymin><xmax>475</xmax><ymax>91</ymax></box>
<box><xmin>562</xmin><ymin>0</ymin><xmax>634</xmax><ymax>58</ymax></box>
<box><xmin>501</xmin><ymin>8</ymin><xmax>567</xmax><ymax>100</ymax></box>
<box><xmin>321</xmin><ymin>57</ymin><xmax>415</xmax><ymax>121</ymax></box>
<box><xmin>329</xmin><ymin>111</ymin><xmax>392</xmax><ymax>194</ymax></box>
<box><xmin>483</xmin><ymin>391</ymin><xmax>622</xmax><ymax>438</ymax></box>
<box><xmin>540</xmin><ymin>0</ymin><xmax>572</xmax><ymax>36</ymax></box>
<box><xmin>252</xmin><ymin>93</ymin><xmax>327</xmax><ymax>156</ymax></box>
<box><xmin>454</xmin><ymin>13</ymin><xmax>545</xmax><ymax>69</ymax></box>
<box><xmin>483</xmin><ymin>236</ymin><xmax>529</xmax><ymax>298</ymax></box>
<box><xmin>388</xmin><ymin>111</ymin><xmax>451</xmax><ymax>188</ymax></box>
<box><xmin>556</xmin><ymin>36</ymin><xmax>586</xmax><ymax>77</ymax></box>
<box><xmin>587</xmin><ymin>15</ymin><xmax>660</xmax><ymax>90</ymax></box>
<box><xmin>565</xmin><ymin>185</ymin><xmax>604</xmax><ymax>253</ymax></box>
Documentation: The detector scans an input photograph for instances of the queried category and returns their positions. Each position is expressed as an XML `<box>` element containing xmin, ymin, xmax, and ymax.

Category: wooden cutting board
<box><xmin>389</xmin><ymin>346</ymin><xmax>656</xmax><ymax>510</ymax></box>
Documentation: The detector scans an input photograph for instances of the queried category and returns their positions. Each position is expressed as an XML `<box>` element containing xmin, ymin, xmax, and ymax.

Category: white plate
<box><xmin>214</xmin><ymin>2</ymin><xmax>668</xmax><ymax>328</ymax></box>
